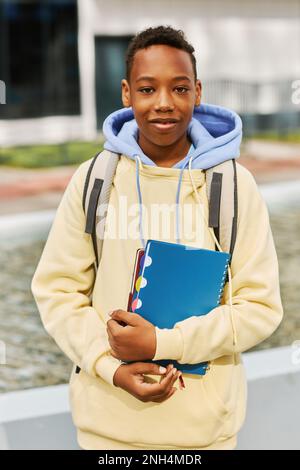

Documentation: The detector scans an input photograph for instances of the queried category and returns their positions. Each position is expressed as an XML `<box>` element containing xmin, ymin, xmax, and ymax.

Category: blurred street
<box><xmin>0</xmin><ymin>139</ymin><xmax>300</xmax><ymax>215</ymax></box>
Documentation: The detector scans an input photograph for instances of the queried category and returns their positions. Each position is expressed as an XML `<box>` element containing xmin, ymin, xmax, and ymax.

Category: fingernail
<box><xmin>172</xmin><ymin>368</ymin><xmax>177</xmax><ymax>375</ymax></box>
<box><xmin>159</xmin><ymin>366</ymin><xmax>167</xmax><ymax>373</ymax></box>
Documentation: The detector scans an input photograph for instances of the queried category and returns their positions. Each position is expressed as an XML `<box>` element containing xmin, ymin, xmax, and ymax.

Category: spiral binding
<box><xmin>217</xmin><ymin>261</ymin><xmax>229</xmax><ymax>305</ymax></box>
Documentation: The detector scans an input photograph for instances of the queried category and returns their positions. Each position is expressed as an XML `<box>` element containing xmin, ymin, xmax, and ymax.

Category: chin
<box><xmin>149</xmin><ymin>134</ymin><xmax>179</xmax><ymax>146</ymax></box>
<box><xmin>153</xmin><ymin>140</ymin><xmax>177</xmax><ymax>148</ymax></box>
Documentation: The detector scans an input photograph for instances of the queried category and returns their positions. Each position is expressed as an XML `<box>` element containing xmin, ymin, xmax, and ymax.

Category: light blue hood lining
<box><xmin>102</xmin><ymin>103</ymin><xmax>242</xmax><ymax>248</ymax></box>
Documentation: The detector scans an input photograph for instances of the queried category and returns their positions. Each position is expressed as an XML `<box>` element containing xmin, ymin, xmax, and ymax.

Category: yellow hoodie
<box><xmin>31</xmin><ymin>154</ymin><xmax>283</xmax><ymax>450</ymax></box>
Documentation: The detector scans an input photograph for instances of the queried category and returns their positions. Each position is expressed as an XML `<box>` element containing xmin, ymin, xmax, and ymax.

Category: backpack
<box><xmin>82</xmin><ymin>149</ymin><xmax>238</xmax><ymax>269</ymax></box>
<box><xmin>75</xmin><ymin>149</ymin><xmax>238</xmax><ymax>375</ymax></box>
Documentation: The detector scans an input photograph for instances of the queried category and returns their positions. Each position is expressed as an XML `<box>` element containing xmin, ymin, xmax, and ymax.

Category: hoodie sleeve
<box><xmin>152</xmin><ymin>163</ymin><xmax>284</xmax><ymax>364</ymax></box>
<box><xmin>31</xmin><ymin>160</ymin><xmax>122</xmax><ymax>386</ymax></box>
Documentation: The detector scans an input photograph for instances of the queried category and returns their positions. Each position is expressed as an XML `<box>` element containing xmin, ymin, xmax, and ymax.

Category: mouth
<box><xmin>148</xmin><ymin>120</ymin><xmax>179</xmax><ymax>132</ymax></box>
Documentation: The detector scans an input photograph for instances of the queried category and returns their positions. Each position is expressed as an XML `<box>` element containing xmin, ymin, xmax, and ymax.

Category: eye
<box><xmin>139</xmin><ymin>87</ymin><xmax>154</xmax><ymax>94</ymax></box>
<box><xmin>138</xmin><ymin>86</ymin><xmax>189</xmax><ymax>94</ymax></box>
<box><xmin>176</xmin><ymin>87</ymin><xmax>189</xmax><ymax>93</ymax></box>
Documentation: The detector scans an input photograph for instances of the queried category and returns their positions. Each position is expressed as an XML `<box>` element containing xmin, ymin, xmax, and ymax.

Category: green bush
<box><xmin>245</xmin><ymin>132</ymin><xmax>300</xmax><ymax>143</ymax></box>
<box><xmin>0</xmin><ymin>140</ymin><xmax>104</xmax><ymax>168</ymax></box>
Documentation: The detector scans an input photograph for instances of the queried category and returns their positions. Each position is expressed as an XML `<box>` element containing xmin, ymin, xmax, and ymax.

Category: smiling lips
<box><xmin>149</xmin><ymin>120</ymin><xmax>179</xmax><ymax>132</ymax></box>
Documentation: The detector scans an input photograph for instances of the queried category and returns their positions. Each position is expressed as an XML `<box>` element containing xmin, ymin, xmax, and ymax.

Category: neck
<box><xmin>138</xmin><ymin>132</ymin><xmax>192</xmax><ymax>168</ymax></box>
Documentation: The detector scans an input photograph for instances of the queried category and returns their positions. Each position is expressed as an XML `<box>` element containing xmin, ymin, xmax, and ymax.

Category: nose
<box><xmin>154</xmin><ymin>89</ymin><xmax>175</xmax><ymax>112</ymax></box>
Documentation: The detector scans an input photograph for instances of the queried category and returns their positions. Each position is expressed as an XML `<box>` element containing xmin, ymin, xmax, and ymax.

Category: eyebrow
<box><xmin>136</xmin><ymin>75</ymin><xmax>192</xmax><ymax>83</ymax></box>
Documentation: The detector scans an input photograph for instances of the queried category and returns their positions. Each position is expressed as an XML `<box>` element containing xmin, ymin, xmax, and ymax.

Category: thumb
<box><xmin>110</xmin><ymin>309</ymin><xmax>137</xmax><ymax>325</ymax></box>
<box><xmin>134</xmin><ymin>362</ymin><xmax>167</xmax><ymax>375</ymax></box>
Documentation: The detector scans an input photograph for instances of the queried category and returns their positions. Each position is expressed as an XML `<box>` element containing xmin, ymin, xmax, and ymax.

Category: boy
<box><xmin>31</xmin><ymin>26</ymin><xmax>283</xmax><ymax>450</ymax></box>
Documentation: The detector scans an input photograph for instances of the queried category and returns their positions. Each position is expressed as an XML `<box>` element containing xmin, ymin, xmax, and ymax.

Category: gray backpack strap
<box><xmin>83</xmin><ymin>153</ymin><xmax>238</xmax><ymax>265</ymax></box>
<box><xmin>205</xmin><ymin>159</ymin><xmax>238</xmax><ymax>261</ymax></box>
<box><xmin>75</xmin><ymin>150</ymin><xmax>119</xmax><ymax>375</ymax></box>
<box><xmin>82</xmin><ymin>149</ymin><xmax>120</xmax><ymax>268</ymax></box>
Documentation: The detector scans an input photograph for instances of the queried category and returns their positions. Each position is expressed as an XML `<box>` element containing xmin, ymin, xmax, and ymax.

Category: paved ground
<box><xmin>0</xmin><ymin>165</ymin><xmax>76</xmax><ymax>215</ymax></box>
<box><xmin>239</xmin><ymin>139</ymin><xmax>300</xmax><ymax>182</ymax></box>
<box><xmin>1</xmin><ymin>140</ymin><xmax>299</xmax><ymax>392</ymax></box>
<box><xmin>0</xmin><ymin>140</ymin><xmax>299</xmax><ymax>215</ymax></box>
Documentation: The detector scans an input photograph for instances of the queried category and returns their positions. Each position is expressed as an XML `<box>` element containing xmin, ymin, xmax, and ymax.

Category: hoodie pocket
<box><xmin>68</xmin><ymin>359</ymin><xmax>246</xmax><ymax>448</ymax></box>
<box><xmin>201</xmin><ymin>354</ymin><xmax>244</xmax><ymax>420</ymax></box>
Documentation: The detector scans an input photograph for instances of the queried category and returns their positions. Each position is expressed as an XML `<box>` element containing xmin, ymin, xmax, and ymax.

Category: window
<box><xmin>0</xmin><ymin>0</ymin><xmax>80</xmax><ymax>119</ymax></box>
<box><xmin>95</xmin><ymin>35</ymin><xmax>133</xmax><ymax>129</ymax></box>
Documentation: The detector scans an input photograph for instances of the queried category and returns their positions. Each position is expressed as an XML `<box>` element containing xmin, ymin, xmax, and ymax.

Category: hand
<box><xmin>113</xmin><ymin>362</ymin><xmax>181</xmax><ymax>403</ymax></box>
<box><xmin>107</xmin><ymin>309</ymin><xmax>156</xmax><ymax>362</ymax></box>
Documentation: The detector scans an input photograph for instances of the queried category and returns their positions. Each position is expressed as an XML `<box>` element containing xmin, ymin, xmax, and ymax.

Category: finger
<box><xmin>159</xmin><ymin>364</ymin><xmax>173</xmax><ymax>384</ymax></box>
<box><xmin>160</xmin><ymin>367</ymin><xmax>177</xmax><ymax>387</ymax></box>
<box><xmin>159</xmin><ymin>368</ymin><xmax>179</xmax><ymax>395</ymax></box>
<box><xmin>139</xmin><ymin>367</ymin><xmax>175</xmax><ymax>397</ymax></box>
<box><xmin>107</xmin><ymin>318</ymin><xmax>124</xmax><ymax>336</ymax></box>
<box><xmin>153</xmin><ymin>386</ymin><xmax>177</xmax><ymax>403</ymax></box>
<box><xmin>161</xmin><ymin>369</ymin><xmax>181</xmax><ymax>397</ymax></box>
<box><xmin>145</xmin><ymin>367</ymin><xmax>178</xmax><ymax>399</ymax></box>
<box><xmin>134</xmin><ymin>363</ymin><xmax>169</xmax><ymax>376</ymax></box>
<box><xmin>152</xmin><ymin>375</ymin><xmax>178</xmax><ymax>402</ymax></box>
<box><xmin>106</xmin><ymin>327</ymin><xmax>114</xmax><ymax>346</ymax></box>
<box><xmin>110</xmin><ymin>309</ymin><xmax>137</xmax><ymax>326</ymax></box>
<box><xmin>159</xmin><ymin>366</ymin><xmax>169</xmax><ymax>384</ymax></box>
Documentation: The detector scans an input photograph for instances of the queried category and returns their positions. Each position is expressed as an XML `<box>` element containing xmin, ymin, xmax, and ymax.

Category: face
<box><xmin>122</xmin><ymin>45</ymin><xmax>201</xmax><ymax>149</ymax></box>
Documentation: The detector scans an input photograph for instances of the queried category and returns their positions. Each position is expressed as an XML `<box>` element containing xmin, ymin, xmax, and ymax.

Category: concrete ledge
<box><xmin>0</xmin><ymin>210</ymin><xmax>55</xmax><ymax>246</ymax></box>
<box><xmin>1</xmin><ymin>346</ymin><xmax>300</xmax><ymax>449</ymax></box>
<box><xmin>0</xmin><ymin>384</ymin><xmax>69</xmax><ymax>424</ymax></box>
<box><xmin>243</xmin><ymin>344</ymin><xmax>300</xmax><ymax>380</ymax></box>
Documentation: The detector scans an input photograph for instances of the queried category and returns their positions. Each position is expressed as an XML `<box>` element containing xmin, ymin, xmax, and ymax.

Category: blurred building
<box><xmin>0</xmin><ymin>0</ymin><xmax>299</xmax><ymax>146</ymax></box>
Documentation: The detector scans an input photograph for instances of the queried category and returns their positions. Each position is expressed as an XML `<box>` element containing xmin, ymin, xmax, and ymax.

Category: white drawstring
<box><xmin>134</xmin><ymin>153</ymin><xmax>237</xmax><ymax>348</ymax></box>
<box><xmin>134</xmin><ymin>155</ymin><xmax>146</xmax><ymax>249</ymax></box>
<box><xmin>188</xmin><ymin>157</ymin><xmax>237</xmax><ymax>347</ymax></box>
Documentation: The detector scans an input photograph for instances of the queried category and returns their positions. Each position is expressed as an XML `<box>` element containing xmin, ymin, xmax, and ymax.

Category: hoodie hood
<box><xmin>102</xmin><ymin>103</ymin><xmax>242</xmax><ymax>255</ymax></box>
<box><xmin>102</xmin><ymin>104</ymin><xmax>241</xmax><ymax>339</ymax></box>
<box><xmin>102</xmin><ymin>103</ymin><xmax>242</xmax><ymax>170</ymax></box>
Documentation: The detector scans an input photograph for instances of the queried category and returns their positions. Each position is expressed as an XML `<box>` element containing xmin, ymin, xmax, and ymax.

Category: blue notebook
<box><xmin>127</xmin><ymin>239</ymin><xmax>231</xmax><ymax>376</ymax></box>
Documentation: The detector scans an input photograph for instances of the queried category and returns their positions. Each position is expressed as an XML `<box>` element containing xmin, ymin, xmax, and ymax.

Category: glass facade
<box><xmin>95</xmin><ymin>35</ymin><xmax>133</xmax><ymax>129</ymax></box>
<box><xmin>0</xmin><ymin>0</ymin><xmax>80</xmax><ymax>119</ymax></box>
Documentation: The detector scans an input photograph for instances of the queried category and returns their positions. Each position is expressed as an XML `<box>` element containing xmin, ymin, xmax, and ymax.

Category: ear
<box><xmin>195</xmin><ymin>79</ymin><xmax>202</xmax><ymax>106</ymax></box>
<box><xmin>122</xmin><ymin>79</ymin><xmax>131</xmax><ymax>107</ymax></box>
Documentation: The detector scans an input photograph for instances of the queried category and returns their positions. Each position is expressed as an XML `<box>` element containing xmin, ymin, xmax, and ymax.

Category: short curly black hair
<box><xmin>125</xmin><ymin>25</ymin><xmax>197</xmax><ymax>83</ymax></box>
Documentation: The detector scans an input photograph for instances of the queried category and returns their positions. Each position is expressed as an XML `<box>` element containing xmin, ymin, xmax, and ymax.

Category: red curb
<box><xmin>0</xmin><ymin>175</ymin><xmax>72</xmax><ymax>199</ymax></box>
<box><xmin>239</xmin><ymin>156</ymin><xmax>300</xmax><ymax>173</ymax></box>
<box><xmin>0</xmin><ymin>157</ymin><xmax>300</xmax><ymax>201</ymax></box>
